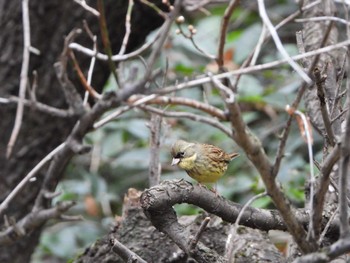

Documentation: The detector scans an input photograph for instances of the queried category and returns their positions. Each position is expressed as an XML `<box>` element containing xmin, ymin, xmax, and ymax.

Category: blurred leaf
<box><xmin>191</xmin><ymin>16</ymin><xmax>222</xmax><ymax>55</ymax></box>
<box><xmin>103</xmin><ymin>74</ymin><xmax>118</xmax><ymax>91</ymax></box>
<box><xmin>227</xmin><ymin>30</ymin><xmax>242</xmax><ymax>43</ymax></box>
<box><xmin>112</xmin><ymin>148</ymin><xmax>150</xmax><ymax>169</ymax></box>
<box><xmin>123</xmin><ymin>119</ymin><xmax>149</xmax><ymax>140</ymax></box>
<box><xmin>84</xmin><ymin>195</ymin><xmax>100</xmax><ymax>217</ymax></box>
<box><xmin>252</xmin><ymin>196</ymin><xmax>272</xmax><ymax>208</ymax></box>
<box><xmin>232</xmin><ymin>24</ymin><xmax>262</xmax><ymax>63</ymax></box>
<box><xmin>237</xmin><ymin>75</ymin><xmax>264</xmax><ymax>97</ymax></box>
<box><xmin>35</xmin><ymin>222</ymin><xmax>103</xmax><ymax>260</ymax></box>
<box><xmin>239</xmin><ymin>95</ymin><xmax>264</xmax><ymax>103</ymax></box>
<box><xmin>276</xmin><ymin>44</ymin><xmax>299</xmax><ymax>60</ymax></box>
<box><xmin>85</xmin><ymin>172</ymin><xmax>108</xmax><ymax>197</ymax></box>
<box><xmin>223</xmin><ymin>173</ymin><xmax>255</xmax><ymax>198</ymax></box>
<box><xmin>286</xmin><ymin>186</ymin><xmax>305</xmax><ymax>204</ymax></box>
<box><xmin>242</xmin><ymin>112</ymin><xmax>260</xmax><ymax>124</ymax></box>
<box><xmin>57</xmin><ymin>179</ymin><xmax>90</xmax><ymax>196</ymax></box>
<box><xmin>174</xmin><ymin>64</ymin><xmax>196</xmax><ymax>75</ymax></box>
<box><xmin>174</xmin><ymin>203</ymin><xmax>201</xmax><ymax>216</ymax></box>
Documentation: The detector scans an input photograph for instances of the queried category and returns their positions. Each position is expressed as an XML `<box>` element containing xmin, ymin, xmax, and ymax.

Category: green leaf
<box><xmin>112</xmin><ymin>148</ymin><xmax>150</xmax><ymax>169</ymax></box>
<box><xmin>237</xmin><ymin>75</ymin><xmax>264</xmax><ymax>97</ymax></box>
<box><xmin>232</xmin><ymin>24</ymin><xmax>262</xmax><ymax>63</ymax></box>
<box><xmin>174</xmin><ymin>64</ymin><xmax>195</xmax><ymax>75</ymax></box>
<box><xmin>252</xmin><ymin>196</ymin><xmax>272</xmax><ymax>208</ymax></box>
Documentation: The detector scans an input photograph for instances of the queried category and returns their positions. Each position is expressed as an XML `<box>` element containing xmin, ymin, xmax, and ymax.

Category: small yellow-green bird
<box><xmin>171</xmin><ymin>140</ymin><xmax>239</xmax><ymax>184</ymax></box>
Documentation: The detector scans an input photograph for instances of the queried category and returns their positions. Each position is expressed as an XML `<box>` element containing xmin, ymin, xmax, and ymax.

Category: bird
<box><xmin>171</xmin><ymin>140</ymin><xmax>239</xmax><ymax>184</ymax></box>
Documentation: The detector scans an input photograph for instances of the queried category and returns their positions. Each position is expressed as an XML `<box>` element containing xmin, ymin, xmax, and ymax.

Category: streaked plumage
<box><xmin>171</xmin><ymin>140</ymin><xmax>239</xmax><ymax>183</ymax></box>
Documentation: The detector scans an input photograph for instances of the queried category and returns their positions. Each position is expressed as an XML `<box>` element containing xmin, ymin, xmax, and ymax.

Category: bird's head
<box><xmin>171</xmin><ymin>140</ymin><xmax>196</xmax><ymax>168</ymax></box>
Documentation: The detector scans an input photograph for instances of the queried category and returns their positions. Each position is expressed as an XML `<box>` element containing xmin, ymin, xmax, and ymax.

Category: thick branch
<box><xmin>140</xmin><ymin>180</ymin><xmax>339</xmax><ymax>241</ymax></box>
<box><xmin>293</xmin><ymin>236</ymin><xmax>350</xmax><ymax>263</ymax></box>
<box><xmin>226</xmin><ymin>100</ymin><xmax>316</xmax><ymax>253</ymax></box>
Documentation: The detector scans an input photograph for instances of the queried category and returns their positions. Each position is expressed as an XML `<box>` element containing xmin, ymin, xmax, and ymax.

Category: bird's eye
<box><xmin>176</xmin><ymin>152</ymin><xmax>185</xmax><ymax>158</ymax></box>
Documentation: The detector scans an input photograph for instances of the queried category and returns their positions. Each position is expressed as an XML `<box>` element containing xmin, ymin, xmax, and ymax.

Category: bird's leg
<box><xmin>196</xmin><ymin>182</ymin><xmax>205</xmax><ymax>189</ymax></box>
<box><xmin>210</xmin><ymin>183</ymin><xmax>219</xmax><ymax>197</ymax></box>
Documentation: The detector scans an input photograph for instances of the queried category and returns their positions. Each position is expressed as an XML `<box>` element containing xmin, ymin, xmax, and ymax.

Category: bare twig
<box><xmin>128</xmin><ymin>94</ymin><xmax>227</xmax><ymax>120</ymax></box>
<box><xmin>93</xmin><ymin>93</ymin><xmax>159</xmax><ymax>129</ymax></box>
<box><xmin>139</xmin><ymin>0</ymin><xmax>167</xmax><ymax>19</ymax></box>
<box><xmin>2</xmin><ymin>96</ymin><xmax>73</xmax><ymax>118</ymax></box>
<box><xmin>7</xmin><ymin>0</ymin><xmax>31</xmax><ymax>158</ymax></box>
<box><xmin>73</xmin><ymin>0</ymin><xmax>100</xmax><ymax>16</ymax></box>
<box><xmin>110</xmin><ymin>238</ymin><xmax>148</xmax><ymax>263</ymax></box>
<box><xmin>296</xmin><ymin>31</ymin><xmax>308</xmax><ymax>67</ymax></box>
<box><xmin>72</xmin><ymin>38</ymin><xmax>350</xmax><ymax>96</ymax></box>
<box><xmin>310</xmin><ymin>143</ymin><xmax>340</xmax><ymax>241</ymax></box>
<box><xmin>217</xmin><ymin>0</ymin><xmax>239</xmax><ymax>67</ymax></box>
<box><xmin>225</xmin><ymin>191</ymin><xmax>268</xmax><ymax>259</ymax></box>
<box><xmin>250</xmin><ymin>24</ymin><xmax>267</xmax><ymax>66</ymax></box>
<box><xmin>148</xmin><ymin>114</ymin><xmax>162</xmax><ymax>187</ymax></box>
<box><xmin>157</xmin><ymin>39</ymin><xmax>350</xmax><ymax>95</ymax></box>
<box><xmin>0</xmin><ymin>201</ymin><xmax>76</xmax><ymax>245</ymax></box>
<box><xmin>69</xmin><ymin>22</ymin><xmax>165</xmax><ymax>62</ymax></box>
<box><xmin>0</xmin><ymin>143</ymin><xmax>66</xmax><ymax>216</ymax></box>
<box><xmin>139</xmin><ymin>105</ymin><xmax>232</xmax><ymax>137</ymax></box>
<box><xmin>143</xmin><ymin>0</ymin><xmax>182</xmax><ymax>80</ymax></box>
<box><xmin>257</xmin><ymin>0</ymin><xmax>312</xmax><ymax>84</ymax></box>
<box><xmin>30</xmin><ymin>70</ymin><xmax>38</xmax><ymax>101</ymax></box>
<box><xmin>339</xmin><ymin>53</ymin><xmax>350</xmax><ymax>237</ymax></box>
<box><xmin>60</xmin><ymin>214</ymin><xmax>84</xmax><ymax>221</ymax></box>
<box><xmin>331</xmin><ymin>108</ymin><xmax>348</xmax><ymax>124</ymax></box>
<box><xmin>230</xmin><ymin>0</ymin><xmax>321</xmax><ymax>91</ymax></box>
<box><xmin>292</xmin><ymin>236</ymin><xmax>350</xmax><ymax>263</ymax></box>
<box><xmin>319</xmin><ymin>207</ymin><xmax>338</xmax><ymax>245</ymax></box>
<box><xmin>97</xmin><ymin>0</ymin><xmax>118</xmax><ymax>81</ymax></box>
<box><xmin>234</xmin><ymin>192</ymin><xmax>268</xmax><ymax>228</ymax></box>
<box><xmin>330</xmin><ymin>54</ymin><xmax>347</xmax><ymax>117</ymax></box>
<box><xmin>56</xmin><ymin>28</ymin><xmax>86</xmax><ymax>113</ymax></box>
<box><xmin>286</xmin><ymin>107</ymin><xmax>316</xmax><ymax>241</ymax></box>
<box><xmin>295</xmin><ymin>16</ymin><xmax>350</xmax><ymax>26</ymax></box>
<box><xmin>207</xmin><ymin>72</ymin><xmax>235</xmax><ymax>103</ymax></box>
<box><xmin>273</xmin><ymin>21</ymin><xmax>336</xmax><ymax>179</ymax></box>
<box><xmin>176</xmin><ymin>23</ymin><xmax>216</xmax><ymax>60</ymax></box>
<box><xmin>94</xmin><ymin>88</ymin><xmax>227</xmax><ymax>130</ymax></box>
<box><xmin>84</xmin><ymin>34</ymin><xmax>98</xmax><ymax>105</ymax></box>
<box><xmin>70</xmin><ymin>50</ymin><xmax>102</xmax><ymax>99</ymax></box>
<box><xmin>314</xmin><ymin>67</ymin><xmax>336</xmax><ymax>145</ymax></box>
<box><xmin>118</xmin><ymin>0</ymin><xmax>134</xmax><ymax>56</ymax></box>
<box><xmin>188</xmin><ymin>217</ymin><xmax>210</xmax><ymax>251</ymax></box>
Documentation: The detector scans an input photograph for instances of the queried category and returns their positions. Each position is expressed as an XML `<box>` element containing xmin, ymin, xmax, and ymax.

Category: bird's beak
<box><xmin>171</xmin><ymin>158</ymin><xmax>180</xmax><ymax>166</ymax></box>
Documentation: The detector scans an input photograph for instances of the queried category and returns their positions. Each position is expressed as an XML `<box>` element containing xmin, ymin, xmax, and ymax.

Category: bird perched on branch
<box><xmin>171</xmin><ymin>140</ymin><xmax>239</xmax><ymax>184</ymax></box>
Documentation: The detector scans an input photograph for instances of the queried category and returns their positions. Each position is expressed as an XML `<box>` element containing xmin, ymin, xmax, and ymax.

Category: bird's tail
<box><xmin>229</xmin><ymin>152</ymin><xmax>239</xmax><ymax>160</ymax></box>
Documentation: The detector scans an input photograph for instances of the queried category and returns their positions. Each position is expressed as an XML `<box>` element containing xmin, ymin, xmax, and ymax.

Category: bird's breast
<box><xmin>178</xmin><ymin>153</ymin><xmax>197</xmax><ymax>170</ymax></box>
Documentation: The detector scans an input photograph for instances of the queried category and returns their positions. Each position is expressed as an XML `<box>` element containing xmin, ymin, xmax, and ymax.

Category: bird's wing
<box><xmin>203</xmin><ymin>144</ymin><xmax>229</xmax><ymax>163</ymax></box>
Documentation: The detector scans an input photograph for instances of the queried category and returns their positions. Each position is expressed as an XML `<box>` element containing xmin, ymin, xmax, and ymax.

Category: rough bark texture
<box><xmin>302</xmin><ymin>0</ymin><xmax>342</xmax><ymax>135</ymax></box>
<box><xmin>0</xmin><ymin>1</ymin><xmax>165</xmax><ymax>262</ymax></box>
<box><xmin>76</xmin><ymin>188</ymin><xmax>285</xmax><ymax>263</ymax></box>
<box><xmin>301</xmin><ymin>0</ymin><xmax>345</xmax><ymax>242</ymax></box>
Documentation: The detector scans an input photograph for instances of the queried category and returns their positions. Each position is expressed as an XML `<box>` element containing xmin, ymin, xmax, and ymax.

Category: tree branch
<box><xmin>128</xmin><ymin>94</ymin><xmax>227</xmax><ymax>120</ymax></box>
<box><xmin>141</xmin><ymin>180</ymin><xmax>339</xmax><ymax>241</ymax></box>
<box><xmin>0</xmin><ymin>201</ymin><xmax>76</xmax><ymax>245</ymax></box>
